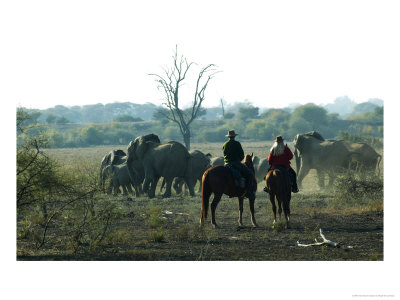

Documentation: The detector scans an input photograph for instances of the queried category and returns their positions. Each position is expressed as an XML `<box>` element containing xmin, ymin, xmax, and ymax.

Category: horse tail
<box><xmin>274</xmin><ymin>169</ymin><xmax>287</xmax><ymax>204</ymax></box>
<box><xmin>201</xmin><ymin>170</ymin><xmax>212</xmax><ymax>221</ymax></box>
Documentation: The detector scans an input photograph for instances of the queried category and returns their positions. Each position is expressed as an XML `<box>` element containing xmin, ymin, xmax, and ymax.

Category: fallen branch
<box><xmin>297</xmin><ymin>228</ymin><xmax>352</xmax><ymax>249</ymax></box>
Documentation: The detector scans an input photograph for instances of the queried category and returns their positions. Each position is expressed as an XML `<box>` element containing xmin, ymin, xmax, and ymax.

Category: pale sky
<box><xmin>2</xmin><ymin>0</ymin><xmax>399</xmax><ymax>110</ymax></box>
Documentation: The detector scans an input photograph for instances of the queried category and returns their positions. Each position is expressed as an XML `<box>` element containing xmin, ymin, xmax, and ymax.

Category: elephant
<box><xmin>293</xmin><ymin>131</ymin><xmax>353</xmax><ymax>188</ymax></box>
<box><xmin>167</xmin><ymin>150</ymin><xmax>212</xmax><ymax>194</ymax></box>
<box><xmin>341</xmin><ymin>141</ymin><xmax>382</xmax><ymax>176</ymax></box>
<box><xmin>100</xmin><ymin>148</ymin><xmax>147</xmax><ymax>196</ymax></box>
<box><xmin>211</xmin><ymin>155</ymin><xmax>270</xmax><ymax>183</ymax></box>
<box><xmin>127</xmin><ymin>134</ymin><xmax>194</xmax><ymax>198</ymax></box>
<box><xmin>104</xmin><ymin>163</ymin><xmax>135</xmax><ymax>195</ymax></box>
<box><xmin>252</xmin><ymin>155</ymin><xmax>270</xmax><ymax>183</ymax></box>
<box><xmin>210</xmin><ymin>156</ymin><xmax>224</xmax><ymax>166</ymax></box>
<box><xmin>99</xmin><ymin>149</ymin><xmax>127</xmax><ymax>192</ymax></box>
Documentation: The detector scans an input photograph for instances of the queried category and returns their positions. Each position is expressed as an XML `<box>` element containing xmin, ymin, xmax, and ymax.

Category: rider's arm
<box><xmin>268</xmin><ymin>151</ymin><xmax>274</xmax><ymax>165</ymax></box>
<box><xmin>238</xmin><ymin>142</ymin><xmax>244</xmax><ymax>161</ymax></box>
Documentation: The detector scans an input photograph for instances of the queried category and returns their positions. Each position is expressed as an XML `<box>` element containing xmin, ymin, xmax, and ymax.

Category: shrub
<box><xmin>145</xmin><ymin>206</ymin><xmax>165</xmax><ymax>228</ymax></box>
<box><xmin>332</xmin><ymin>170</ymin><xmax>383</xmax><ymax>209</ymax></box>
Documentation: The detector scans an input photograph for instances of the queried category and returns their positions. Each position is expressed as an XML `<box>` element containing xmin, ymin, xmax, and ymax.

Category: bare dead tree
<box><xmin>149</xmin><ymin>46</ymin><xmax>219</xmax><ymax>150</ymax></box>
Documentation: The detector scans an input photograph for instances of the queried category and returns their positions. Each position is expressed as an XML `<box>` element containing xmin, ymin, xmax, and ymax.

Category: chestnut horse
<box><xmin>265</xmin><ymin>167</ymin><xmax>291</xmax><ymax>228</ymax></box>
<box><xmin>200</xmin><ymin>153</ymin><xmax>257</xmax><ymax>228</ymax></box>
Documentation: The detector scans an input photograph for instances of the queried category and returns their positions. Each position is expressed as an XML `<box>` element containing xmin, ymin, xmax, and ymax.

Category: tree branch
<box><xmin>296</xmin><ymin>228</ymin><xmax>353</xmax><ymax>249</ymax></box>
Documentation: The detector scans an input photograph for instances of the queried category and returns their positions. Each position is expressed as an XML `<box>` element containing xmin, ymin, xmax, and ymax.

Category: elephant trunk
<box><xmin>294</xmin><ymin>148</ymin><xmax>300</xmax><ymax>174</ymax></box>
<box><xmin>126</xmin><ymin>157</ymin><xmax>139</xmax><ymax>188</ymax></box>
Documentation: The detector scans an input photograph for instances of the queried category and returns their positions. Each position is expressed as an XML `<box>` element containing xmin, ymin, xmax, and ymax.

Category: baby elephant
<box><xmin>104</xmin><ymin>163</ymin><xmax>135</xmax><ymax>196</ymax></box>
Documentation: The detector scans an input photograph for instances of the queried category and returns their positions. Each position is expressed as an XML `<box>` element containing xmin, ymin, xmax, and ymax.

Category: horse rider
<box><xmin>265</xmin><ymin>135</ymin><xmax>299</xmax><ymax>193</ymax></box>
<box><xmin>222</xmin><ymin>130</ymin><xmax>254</xmax><ymax>196</ymax></box>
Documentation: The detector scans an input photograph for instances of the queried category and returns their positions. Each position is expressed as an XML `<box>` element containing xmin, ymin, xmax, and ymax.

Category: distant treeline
<box><xmin>24</xmin><ymin>96</ymin><xmax>383</xmax><ymax>124</ymax></box>
<box><xmin>19</xmin><ymin>100</ymin><xmax>383</xmax><ymax>148</ymax></box>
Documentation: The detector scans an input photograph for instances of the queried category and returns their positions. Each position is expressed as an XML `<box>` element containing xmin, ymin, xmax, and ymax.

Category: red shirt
<box><xmin>268</xmin><ymin>145</ymin><xmax>293</xmax><ymax>169</ymax></box>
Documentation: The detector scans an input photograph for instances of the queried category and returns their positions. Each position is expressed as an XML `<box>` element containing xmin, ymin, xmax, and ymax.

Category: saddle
<box><xmin>224</xmin><ymin>163</ymin><xmax>245</xmax><ymax>189</ymax></box>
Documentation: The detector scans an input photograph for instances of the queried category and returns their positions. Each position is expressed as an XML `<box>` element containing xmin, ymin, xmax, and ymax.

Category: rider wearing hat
<box><xmin>267</xmin><ymin>135</ymin><xmax>299</xmax><ymax>193</ymax></box>
<box><xmin>222</xmin><ymin>130</ymin><xmax>254</xmax><ymax>195</ymax></box>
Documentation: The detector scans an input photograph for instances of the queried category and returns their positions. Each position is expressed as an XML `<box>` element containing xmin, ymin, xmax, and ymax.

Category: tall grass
<box><xmin>332</xmin><ymin>170</ymin><xmax>383</xmax><ymax>211</ymax></box>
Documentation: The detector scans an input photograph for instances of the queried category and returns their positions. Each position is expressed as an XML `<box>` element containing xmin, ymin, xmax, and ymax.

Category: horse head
<box><xmin>244</xmin><ymin>153</ymin><xmax>255</xmax><ymax>173</ymax></box>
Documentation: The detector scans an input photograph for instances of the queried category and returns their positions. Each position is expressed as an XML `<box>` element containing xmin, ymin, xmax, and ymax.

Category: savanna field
<box><xmin>17</xmin><ymin>141</ymin><xmax>384</xmax><ymax>261</ymax></box>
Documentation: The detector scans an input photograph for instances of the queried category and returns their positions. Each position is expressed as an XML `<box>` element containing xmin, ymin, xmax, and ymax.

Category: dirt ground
<box><xmin>17</xmin><ymin>192</ymin><xmax>383</xmax><ymax>261</ymax></box>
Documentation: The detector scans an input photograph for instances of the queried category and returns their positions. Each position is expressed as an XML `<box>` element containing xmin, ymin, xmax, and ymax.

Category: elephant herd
<box><xmin>293</xmin><ymin>131</ymin><xmax>382</xmax><ymax>188</ymax></box>
<box><xmin>99</xmin><ymin>134</ymin><xmax>212</xmax><ymax>198</ymax></box>
<box><xmin>99</xmin><ymin>131</ymin><xmax>382</xmax><ymax>197</ymax></box>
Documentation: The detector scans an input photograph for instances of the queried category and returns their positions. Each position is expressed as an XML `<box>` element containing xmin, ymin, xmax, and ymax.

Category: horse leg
<box><xmin>277</xmin><ymin>198</ymin><xmax>282</xmax><ymax>221</ymax></box>
<box><xmin>269</xmin><ymin>193</ymin><xmax>277</xmax><ymax>226</ymax></box>
<box><xmin>238</xmin><ymin>197</ymin><xmax>244</xmax><ymax>226</ymax></box>
<box><xmin>249</xmin><ymin>197</ymin><xmax>257</xmax><ymax>227</ymax></box>
<box><xmin>211</xmin><ymin>193</ymin><xmax>222</xmax><ymax>228</ymax></box>
<box><xmin>283</xmin><ymin>198</ymin><xmax>290</xmax><ymax>229</ymax></box>
<box><xmin>286</xmin><ymin>193</ymin><xmax>291</xmax><ymax>228</ymax></box>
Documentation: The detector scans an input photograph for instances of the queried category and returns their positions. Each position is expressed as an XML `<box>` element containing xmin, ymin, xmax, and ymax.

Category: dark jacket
<box><xmin>223</xmin><ymin>139</ymin><xmax>244</xmax><ymax>163</ymax></box>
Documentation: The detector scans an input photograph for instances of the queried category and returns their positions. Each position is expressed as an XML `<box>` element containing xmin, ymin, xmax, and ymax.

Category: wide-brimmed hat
<box><xmin>226</xmin><ymin>130</ymin><xmax>238</xmax><ymax>137</ymax></box>
<box><xmin>275</xmin><ymin>135</ymin><xmax>284</xmax><ymax>142</ymax></box>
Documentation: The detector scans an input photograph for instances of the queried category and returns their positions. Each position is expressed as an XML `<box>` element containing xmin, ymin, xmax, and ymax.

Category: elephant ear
<box><xmin>101</xmin><ymin>152</ymin><xmax>112</xmax><ymax>167</ymax></box>
<box><xmin>127</xmin><ymin>140</ymin><xmax>138</xmax><ymax>161</ymax></box>
<box><xmin>130</xmin><ymin>137</ymin><xmax>150</xmax><ymax>160</ymax></box>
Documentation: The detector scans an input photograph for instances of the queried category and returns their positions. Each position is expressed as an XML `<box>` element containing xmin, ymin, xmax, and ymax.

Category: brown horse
<box><xmin>200</xmin><ymin>153</ymin><xmax>257</xmax><ymax>228</ymax></box>
<box><xmin>265</xmin><ymin>167</ymin><xmax>291</xmax><ymax>228</ymax></box>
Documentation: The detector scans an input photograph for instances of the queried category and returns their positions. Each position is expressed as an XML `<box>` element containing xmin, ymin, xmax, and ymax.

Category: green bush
<box><xmin>332</xmin><ymin>170</ymin><xmax>383</xmax><ymax>209</ymax></box>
